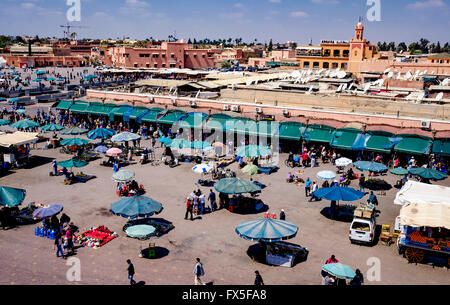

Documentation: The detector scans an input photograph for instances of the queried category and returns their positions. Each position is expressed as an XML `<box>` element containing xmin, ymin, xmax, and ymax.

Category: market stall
<box><xmin>235</xmin><ymin>216</ymin><xmax>308</xmax><ymax>268</ymax></box>
<box><xmin>0</xmin><ymin>132</ymin><xmax>39</xmax><ymax>167</ymax></box>
<box><xmin>75</xmin><ymin>225</ymin><xmax>118</xmax><ymax>249</ymax></box>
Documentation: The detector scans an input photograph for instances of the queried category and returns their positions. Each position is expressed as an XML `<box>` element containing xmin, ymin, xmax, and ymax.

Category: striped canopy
<box><xmin>235</xmin><ymin>218</ymin><xmax>298</xmax><ymax>242</ymax></box>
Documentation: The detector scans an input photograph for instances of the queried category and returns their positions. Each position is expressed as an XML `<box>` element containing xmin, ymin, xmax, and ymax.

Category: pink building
<box><xmin>103</xmin><ymin>42</ymin><xmax>215</xmax><ymax>69</ymax></box>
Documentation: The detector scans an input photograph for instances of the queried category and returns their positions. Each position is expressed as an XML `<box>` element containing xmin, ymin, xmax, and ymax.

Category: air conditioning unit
<box><xmin>223</xmin><ymin>105</ymin><xmax>230</xmax><ymax>111</ymax></box>
<box><xmin>256</xmin><ymin>107</ymin><xmax>263</xmax><ymax>114</ymax></box>
<box><xmin>148</xmin><ymin>96</ymin><xmax>155</xmax><ymax>103</ymax></box>
<box><xmin>171</xmin><ymin>98</ymin><xmax>177</xmax><ymax>105</ymax></box>
<box><xmin>283</xmin><ymin>109</ymin><xmax>290</xmax><ymax>117</ymax></box>
<box><xmin>231</xmin><ymin>105</ymin><xmax>240</xmax><ymax>112</ymax></box>
<box><xmin>421</xmin><ymin>120</ymin><xmax>431</xmax><ymax>129</ymax></box>
<box><xmin>189</xmin><ymin>100</ymin><xmax>197</xmax><ymax>108</ymax></box>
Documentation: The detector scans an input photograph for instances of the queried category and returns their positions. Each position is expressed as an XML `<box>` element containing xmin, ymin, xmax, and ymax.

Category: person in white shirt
<box><xmin>309</xmin><ymin>181</ymin><xmax>320</xmax><ymax>202</ymax></box>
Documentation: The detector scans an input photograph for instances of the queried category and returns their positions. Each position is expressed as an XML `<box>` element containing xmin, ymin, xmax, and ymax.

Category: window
<box><xmin>352</xmin><ymin>222</ymin><xmax>370</xmax><ymax>232</ymax></box>
<box><xmin>343</xmin><ymin>50</ymin><xmax>349</xmax><ymax>57</ymax></box>
<box><xmin>146</xmin><ymin>64</ymin><xmax>150</xmax><ymax>68</ymax></box>
<box><xmin>303</xmin><ymin>61</ymin><xmax>310</xmax><ymax>68</ymax></box>
<box><xmin>162</xmin><ymin>63</ymin><xmax>166</xmax><ymax>68</ymax></box>
<box><xmin>341</xmin><ymin>63</ymin><xmax>347</xmax><ymax>69</ymax></box>
<box><xmin>324</xmin><ymin>49</ymin><xmax>331</xmax><ymax>57</ymax></box>
<box><xmin>333</xmin><ymin>49</ymin><xmax>340</xmax><ymax>57</ymax></box>
<box><xmin>431</xmin><ymin>60</ymin><xmax>434</xmax><ymax>63</ymax></box>
<box><xmin>154</xmin><ymin>63</ymin><xmax>158</xmax><ymax>68</ymax></box>
<box><xmin>323</xmin><ymin>62</ymin><xmax>329</xmax><ymax>69</ymax></box>
<box><xmin>152</xmin><ymin>54</ymin><xmax>159</xmax><ymax>58</ymax></box>
<box><xmin>332</xmin><ymin>62</ymin><xmax>338</xmax><ymax>69</ymax></box>
<box><xmin>193</xmin><ymin>54</ymin><xmax>197</xmax><ymax>58</ymax></box>
<box><xmin>313</xmin><ymin>62</ymin><xmax>320</xmax><ymax>69</ymax></box>
<box><xmin>134</xmin><ymin>64</ymin><xmax>138</xmax><ymax>68</ymax></box>
<box><xmin>162</xmin><ymin>54</ymin><xmax>166</xmax><ymax>58</ymax></box>
<box><xmin>202</xmin><ymin>54</ymin><xmax>206</xmax><ymax>58</ymax></box>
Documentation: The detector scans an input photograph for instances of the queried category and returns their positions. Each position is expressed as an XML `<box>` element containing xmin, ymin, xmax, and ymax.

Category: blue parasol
<box><xmin>235</xmin><ymin>218</ymin><xmax>298</xmax><ymax>242</ymax></box>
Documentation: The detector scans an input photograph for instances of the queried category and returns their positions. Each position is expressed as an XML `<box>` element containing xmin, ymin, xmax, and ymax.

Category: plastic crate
<box><xmin>39</xmin><ymin>229</ymin><xmax>46</xmax><ymax>238</ymax></box>
<box><xmin>34</xmin><ymin>227</ymin><xmax>40</xmax><ymax>236</ymax></box>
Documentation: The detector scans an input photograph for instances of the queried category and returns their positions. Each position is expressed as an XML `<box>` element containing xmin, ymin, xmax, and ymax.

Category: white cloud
<box><xmin>407</xmin><ymin>0</ymin><xmax>446</xmax><ymax>9</ymax></box>
<box><xmin>125</xmin><ymin>0</ymin><xmax>149</xmax><ymax>7</ymax></box>
<box><xmin>290</xmin><ymin>11</ymin><xmax>309</xmax><ymax>18</ymax></box>
<box><xmin>269</xmin><ymin>0</ymin><xmax>282</xmax><ymax>3</ymax></box>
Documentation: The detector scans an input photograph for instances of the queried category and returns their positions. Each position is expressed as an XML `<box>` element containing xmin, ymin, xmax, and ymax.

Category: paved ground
<box><xmin>0</xmin><ymin>126</ymin><xmax>449</xmax><ymax>285</ymax></box>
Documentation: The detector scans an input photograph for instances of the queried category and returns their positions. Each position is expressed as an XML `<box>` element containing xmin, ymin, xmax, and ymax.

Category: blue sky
<box><xmin>0</xmin><ymin>0</ymin><xmax>449</xmax><ymax>44</ymax></box>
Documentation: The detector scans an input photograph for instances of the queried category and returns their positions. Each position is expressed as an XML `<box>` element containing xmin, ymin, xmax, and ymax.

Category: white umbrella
<box><xmin>335</xmin><ymin>157</ymin><xmax>353</xmax><ymax>167</ymax></box>
<box><xmin>317</xmin><ymin>171</ymin><xmax>336</xmax><ymax>181</ymax></box>
<box><xmin>192</xmin><ymin>164</ymin><xmax>213</xmax><ymax>174</ymax></box>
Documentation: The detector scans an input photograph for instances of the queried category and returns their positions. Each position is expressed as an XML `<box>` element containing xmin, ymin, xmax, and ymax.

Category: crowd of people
<box><xmin>40</xmin><ymin>213</ymin><xmax>77</xmax><ymax>259</ymax></box>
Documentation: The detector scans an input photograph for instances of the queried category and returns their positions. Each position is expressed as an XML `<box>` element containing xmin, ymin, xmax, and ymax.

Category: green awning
<box><xmin>157</xmin><ymin>110</ymin><xmax>186</xmax><ymax>125</ymax></box>
<box><xmin>84</xmin><ymin>103</ymin><xmax>116</xmax><ymax>116</ymax></box>
<box><xmin>129</xmin><ymin>107</ymin><xmax>150</xmax><ymax>120</ymax></box>
<box><xmin>394</xmin><ymin>134</ymin><xmax>432</xmax><ymax>155</ymax></box>
<box><xmin>365</xmin><ymin>131</ymin><xmax>394</xmax><ymax>154</ymax></box>
<box><xmin>205</xmin><ymin>114</ymin><xmax>233</xmax><ymax>132</ymax></box>
<box><xmin>279</xmin><ymin>122</ymin><xmax>305</xmax><ymax>141</ymax></box>
<box><xmin>69</xmin><ymin>102</ymin><xmax>89</xmax><ymax>114</ymax></box>
<box><xmin>141</xmin><ymin>108</ymin><xmax>164</xmax><ymax>123</ymax></box>
<box><xmin>304</xmin><ymin>125</ymin><xmax>335</xmax><ymax>143</ymax></box>
<box><xmin>330</xmin><ymin>128</ymin><xmax>362</xmax><ymax>150</ymax></box>
<box><xmin>229</xmin><ymin>118</ymin><xmax>258</xmax><ymax>135</ymax></box>
<box><xmin>176</xmin><ymin>112</ymin><xmax>208</xmax><ymax>129</ymax></box>
<box><xmin>251</xmin><ymin>121</ymin><xmax>278</xmax><ymax>138</ymax></box>
<box><xmin>55</xmin><ymin>100</ymin><xmax>73</xmax><ymax>110</ymax></box>
<box><xmin>432</xmin><ymin>138</ymin><xmax>450</xmax><ymax>156</ymax></box>
<box><xmin>109</xmin><ymin>106</ymin><xmax>133</xmax><ymax>120</ymax></box>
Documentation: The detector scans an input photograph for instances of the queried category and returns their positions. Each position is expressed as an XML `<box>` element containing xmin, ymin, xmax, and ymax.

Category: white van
<box><xmin>349</xmin><ymin>216</ymin><xmax>377</xmax><ymax>245</ymax></box>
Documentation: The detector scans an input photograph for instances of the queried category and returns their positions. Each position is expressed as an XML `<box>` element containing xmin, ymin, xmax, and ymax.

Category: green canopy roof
<box><xmin>330</xmin><ymin>128</ymin><xmax>361</xmax><ymax>150</ymax></box>
<box><xmin>84</xmin><ymin>103</ymin><xmax>117</xmax><ymax>116</ymax></box>
<box><xmin>279</xmin><ymin>122</ymin><xmax>305</xmax><ymax>141</ymax></box>
<box><xmin>157</xmin><ymin>110</ymin><xmax>186</xmax><ymax>125</ymax></box>
<box><xmin>394</xmin><ymin>134</ymin><xmax>432</xmax><ymax>155</ymax></box>
<box><xmin>432</xmin><ymin>138</ymin><xmax>450</xmax><ymax>156</ymax></box>
<box><xmin>365</xmin><ymin>131</ymin><xmax>395</xmax><ymax>154</ymax></box>
<box><xmin>228</xmin><ymin>117</ymin><xmax>258</xmax><ymax>135</ymax></box>
<box><xmin>176</xmin><ymin>112</ymin><xmax>208</xmax><ymax>129</ymax></box>
<box><xmin>251</xmin><ymin>121</ymin><xmax>278</xmax><ymax>138</ymax></box>
<box><xmin>129</xmin><ymin>107</ymin><xmax>150</xmax><ymax>121</ymax></box>
<box><xmin>109</xmin><ymin>105</ymin><xmax>133</xmax><ymax>121</ymax></box>
<box><xmin>141</xmin><ymin>108</ymin><xmax>164</xmax><ymax>123</ymax></box>
<box><xmin>69</xmin><ymin>102</ymin><xmax>89</xmax><ymax>114</ymax></box>
<box><xmin>304</xmin><ymin>125</ymin><xmax>335</xmax><ymax>143</ymax></box>
<box><xmin>55</xmin><ymin>100</ymin><xmax>73</xmax><ymax>110</ymax></box>
<box><xmin>205</xmin><ymin>114</ymin><xmax>232</xmax><ymax>132</ymax></box>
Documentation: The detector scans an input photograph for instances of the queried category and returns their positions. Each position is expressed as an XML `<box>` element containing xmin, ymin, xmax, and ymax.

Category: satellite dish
<box><xmin>307</xmin><ymin>70</ymin><xmax>312</xmax><ymax>76</ymax></box>
<box><xmin>336</xmin><ymin>84</ymin><xmax>343</xmax><ymax>92</ymax></box>
<box><xmin>405</xmin><ymin>71</ymin><xmax>412</xmax><ymax>79</ymax></box>
<box><xmin>387</xmin><ymin>72</ymin><xmax>394</xmax><ymax>79</ymax></box>
<box><xmin>294</xmin><ymin>77</ymin><xmax>301</xmax><ymax>84</ymax></box>
<box><xmin>308</xmin><ymin>85</ymin><xmax>314</xmax><ymax>92</ymax></box>
<box><xmin>325</xmin><ymin>70</ymin><xmax>330</xmax><ymax>78</ymax></box>
<box><xmin>341</xmin><ymin>84</ymin><xmax>348</xmax><ymax>91</ymax></box>
<box><xmin>305</xmin><ymin>76</ymin><xmax>311</xmax><ymax>83</ymax></box>
<box><xmin>396</xmin><ymin>72</ymin><xmax>402</xmax><ymax>80</ymax></box>
<box><xmin>246</xmin><ymin>78</ymin><xmax>253</xmax><ymax>86</ymax></box>
<box><xmin>378</xmin><ymin>79</ymin><xmax>384</xmax><ymax>86</ymax></box>
<box><xmin>383</xmin><ymin>68</ymin><xmax>391</xmax><ymax>74</ymax></box>
<box><xmin>337</xmin><ymin>71</ymin><xmax>347</xmax><ymax>79</ymax></box>
<box><xmin>436</xmin><ymin>92</ymin><xmax>444</xmax><ymax>101</ymax></box>
<box><xmin>442</xmin><ymin>78</ymin><xmax>449</xmax><ymax>86</ymax></box>
<box><xmin>363</xmin><ymin>83</ymin><xmax>371</xmax><ymax>92</ymax></box>
<box><xmin>348</xmin><ymin>83</ymin><xmax>354</xmax><ymax>90</ymax></box>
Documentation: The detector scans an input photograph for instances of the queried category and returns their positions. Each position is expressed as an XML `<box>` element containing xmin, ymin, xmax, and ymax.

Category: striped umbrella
<box><xmin>106</xmin><ymin>148</ymin><xmax>123</xmax><ymax>157</ymax></box>
<box><xmin>112</xmin><ymin>170</ymin><xmax>135</xmax><ymax>182</ymax></box>
<box><xmin>41</xmin><ymin>124</ymin><xmax>65</xmax><ymax>132</ymax></box>
<box><xmin>192</xmin><ymin>164</ymin><xmax>213</xmax><ymax>174</ymax></box>
<box><xmin>235</xmin><ymin>218</ymin><xmax>298</xmax><ymax>242</ymax></box>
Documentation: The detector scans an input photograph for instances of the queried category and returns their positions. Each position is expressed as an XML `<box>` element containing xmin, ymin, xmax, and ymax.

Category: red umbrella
<box><xmin>106</xmin><ymin>148</ymin><xmax>123</xmax><ymax>157</ymax></box>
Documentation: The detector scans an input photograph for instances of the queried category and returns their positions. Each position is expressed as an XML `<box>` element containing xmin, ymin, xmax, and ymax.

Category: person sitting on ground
<box><xmin>368</xmin><ymin>191</ymin><xmax>378</xmax><ymax>206</ymax></box>
<box><xmin>326</xmin><ymin>255</ymin><xmax>339</xmax><ymax>264</ymax></box>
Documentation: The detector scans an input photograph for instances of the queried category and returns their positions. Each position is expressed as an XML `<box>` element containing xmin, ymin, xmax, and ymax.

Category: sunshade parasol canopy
<box><xmin>390</xmin><ymin>167</ymin><xmax>408</xmax><ymax>176</ymax></box>
<box><xmin>125</xmin><ymin>224</ymin><xmax>156</xmax><ymax>239</ymax></box>
<box><xmin>15</xmin><ymin>109</ymin><xmax>27</xmax><ymax>114</ymax></box>
<box><xmin>110</xmin><ymin>196</ymin><xmax>163</xmax><ymax>219</ymax></box>
<box><xmin>335</xmin><ymin>157</ymin><xmax>353</xmax><ymax>167</ymax></box>
<box><xmin>408</xmin><ymin>167</ymin><xmax>447</xmax><ymax>180</ymax></box>
<box><xmin>41</xmin><ymin>124</ymin><xmax>65</xmax><ymax>132</ymax></box>
<box><xmin>57</xmin><ymin>158</ymin><xmax>88</xmax><ymax>168</ymax></box>
<box><xmin>313</xmin><ymin>185</ymin><xmax>365</xmax><ymax>202</ymax></box>
<box><xmin>214</xmin><ymin>178</ymin><xmax>261</xmax><ymax>194</ymax></box>
<box><xmin>317</xmin><ymin>170</ymin><xmax>337</xmax><ymax>181</ymax></box>
<box><xmin>60</xmin><ymin>127</ymin><xmax>88</xmax><ymax>135</ymax></box>
<box><xmin>0</xmin><ymin>119</ymin><xmax>10</xmax><ymax>126</ymax></box>
<box><xmin>235</xmin><ymin>145</ymin><xmax>272</xmax><ymax>158</ymax></box>
<box><xmin>94</xmin><ymin>145</ymin><xmax>108</xmax><ymax>153</ymax></box>
<box><xmin>242</xmin><ymin>164</ymin><xmax>259</xmax><ymax>175</ymax></box>
<box><xmin>235</xmin><ymin>218</ymin><xmax>298</xmax><ymax>242</ymax></box>
<box><xmin>0</xmin><ymin>186</ymin><xmax>26</xmax><ymax>207</ymax></box>
<box><xmin>111</xmin><ymin>132</ymin><xmax>141</xmax><ymax>143</ymax></box>
<box><xmin>106</xmin><ymin>148</ymin><xmax>123</xmax><ymax>157</ymax></box>
<box><xmin>10</xmin><ymin>119</ymin><xmax>40</xmax><ymax>129</ymax></box>
<box><xmin>322</xmin><ymin>263</ymin><xmax>356</xmax><ymax>280</ymax></box>
<box><xmin>112</xmin><ymin>170</ymin><xmax>135</xmax><ymax>182</ymax></box>
<box><xmin>354</xmin><ymin>161</ymin><xmax>387</xmax><ymax>173</ymax></box>
<box><xmin>191</xmin><ymin>141</ymin><xmax>212</xmax><ymax>149</ymax></box>
<box><xmin>60</xmin><ymin>138</ymin><xmax>89</xmax><ymax>146</ymax></box>
<box><xmin>166</xmin><ymin>138</ymin><xmax>191</xmax><ymax>149</ymax></box>
<box><xmin>192</xmin><ymin>164</ymin><xmax>213</xmax><ymax>174</ymax></box>
<box><xmin>87</xmin><ymin>128</ymin><xmax>116</xmax><ymax>140</ymax></box>
<box><xmin>32</xmin><ymin>204</ymin><xmax>63</xmax><ymax>219</ymax></box>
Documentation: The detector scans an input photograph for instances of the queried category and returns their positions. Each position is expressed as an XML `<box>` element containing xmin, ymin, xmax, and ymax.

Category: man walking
<box><xmin>309</xmin><ymin>181</ymin><xmax>319</xmax><ymax>202</ymax></box>
<box><xmin>184</xmin><ymin>198</ymin><xmax>193</xmax><ymax>221</ymax></box>
<box><xmin>359</xmin><ymin>174</ymin><xmax>365</xmax><ymax>193</ymax></box>
<box><xmin>208</xmin><ymin>189</ymin><xmax>216</xmax><ymax>212</ymax></box>
<box><xmin>127</xmin><ymin>259</ymin><xmax>136</xmax><ymax>285</ymax></box>
<box><xmin>193</xmin><ymin>258</ymin><xmax>205</xmax><ymax>285</ymax></box>
<box><xmin>279</xmin><ymin>209</ymin><xmax>286</xmax><ymax>221</ymax></box>
<box><xmin>305</xmin><ymin>177</ymin><xmax>312</xmax><ymax>197</ymax></box>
